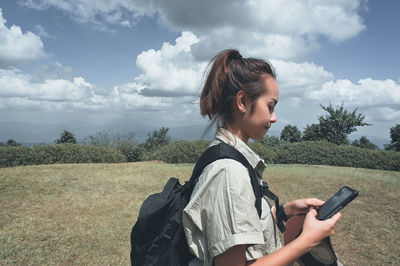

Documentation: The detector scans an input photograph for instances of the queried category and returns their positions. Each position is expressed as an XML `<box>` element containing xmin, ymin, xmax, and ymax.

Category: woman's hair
<box><xmin>200</xmin><ymin>49</ymin><xmax>276</xmax><ymax>127</ymax></box>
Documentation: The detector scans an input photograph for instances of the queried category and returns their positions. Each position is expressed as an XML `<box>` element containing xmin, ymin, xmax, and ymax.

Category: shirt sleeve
<box><xmin>190</xmin><ymin>159</ymin><xmax>265</xmax><ymax>258</ymax></box>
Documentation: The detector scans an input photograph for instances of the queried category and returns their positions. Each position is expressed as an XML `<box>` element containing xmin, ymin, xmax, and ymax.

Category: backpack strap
<box><xmin>188</xmin><ymin>143</ymin><xmax>263</xmax><ymax>218</ymax></box>
<box><xmin>262</xmin><ymin>182</ymin><xmax>286</xmax><ymax>232</ymax></box>
<box><xmin>188</xmin><ymin>142</ymin><xmax>287</xmax><ymax>232</ymax></box>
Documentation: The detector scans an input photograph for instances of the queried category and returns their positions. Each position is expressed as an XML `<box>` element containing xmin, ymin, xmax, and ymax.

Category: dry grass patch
<box><xmin>0</xmin><ymin>162</ymin><xmax>399</xmax><ymax>265</ymax></box>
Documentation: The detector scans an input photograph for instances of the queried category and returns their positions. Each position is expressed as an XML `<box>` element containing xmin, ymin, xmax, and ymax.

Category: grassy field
<box><xmin>0</xmin><ymin>162</ymin><xmax>399</xmax><ymax>265</ymax></box>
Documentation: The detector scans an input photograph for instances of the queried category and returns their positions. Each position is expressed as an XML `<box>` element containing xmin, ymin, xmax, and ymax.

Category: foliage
<box><xmin>143</xmin><ymin>140</ymin><xmax>210</xmax><ymax>163</ymax></box>
<box><xmin>141</xmin><ymin>127</ymin><xmax>171</xmax><ymax>152</ymax></box>
<box><xmin>280</xmin><ymin>124</ymin><xmax>302</xmax><ymax>142</ymax></box>
<box><xmin>272</xmin><ymin>141</ymin><xmax>399</xmax><ymax>171</ymax></box>
<box><xmin>0</xmin><ymin>144</ymin><xmax>126</xmax><ymax>167</ymax></box>
<box><xmin>115</xmin><ymin>140</ymin><xmax>144</xmax><ymax>162</ymax></box>
<box><xmin>303</xmin><ymin>103</ymin><xmax>370</xmax><ymax>145</ymax></box>
<box><xmin>6</xmin><ymin>139</ymin><xmax>21</xmax><ymax>146</ymax></box>
<box><xmin>83</xmin><ymin>130</ymin><xmax>143</xmax><ymax>162</ymax></box>
<box><xmin>248</xmin><ymin>142</ymin><xmax>277</xmax><ymax>163</ymax></box>
<box><xmin>259</xmin><ymin>135</ymin><xmax>280</xmax><ymax>147</ymax></box>
<box><xmin>384</xmin><ymin>124</ymin><xmax>400</xmax><ymax>151</ymax></box>
<box><xmin>302</xmin><ymin>124</ymin><xmax>324</xmax><ymax>141</ymax></box>
<box><xmin>351</xmin><ymin>136</ymin><xmax>378</xmax><ymax>150</ymax></box>
<box><xmin>83</xmin><ymin>130</ymin><xmax>135</xmax><ymax>147</ymax></box>
<box><xmin>56</xmin><ymin>130</ymin><xmax>77</xmax><ymax>144</ymax></box>
<box><xmin>0</xmin><ymin>142</ymin><xmax>5</xmax><ymax>146</ymax></box>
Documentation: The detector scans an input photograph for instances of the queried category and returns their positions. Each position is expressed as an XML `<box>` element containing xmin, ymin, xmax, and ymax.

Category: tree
<box><xmin>384</xmin><ymin>124</ymin><xmax>400</xmax><ymax>151</ymax></box>
<box><xmin>6</xmin><ymin>139</ymin><xmax>20</xmax><ymax>146</ymax></box>
<box><xmin>351</xmin><ymin>136</ymin><xmax>378</xmax><ymax>150</ymax></box>
<box><xmin>302</xmin><ymin>124</ymin><xmax>323</xmax><ymax>141</ymax></box>
<box><xmin>303</xmin><ymin>103</ymin><xmax>370</xmax><ymax>145</ymax></box>
<box><xmin>259</xmin><ymin>135</ymin><xmax>280</xmax><ymax>147</ymax></box>
<box><xmin>280</xmin><ymin>125</ymin><xmax>302</xmax><ymax>143</ymax></box>
<box><xmin>56</xmin><ymin>130</ymin><xmax>77</xmax><ymax>144</ymax></box>
<box><xmin>318</xmin><ymin>103</ymin><xmax>370</xmax><ymax>145</ymax></box>
<box><xmin>142</xmin><ymin>127</ymin><xmax>171</xmax><ymax>151</ymax></box>
<box><xmin>84</xmin><ymin>130</ymin><xmax>135</xmax><ymax>147</ymax></box>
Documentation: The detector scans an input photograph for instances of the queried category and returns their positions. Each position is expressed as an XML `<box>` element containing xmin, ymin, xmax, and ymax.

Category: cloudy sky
<box><xmin>0</xmin><ymin>0</ymin><xmax>399</xmax><ymax>145</ymax></box>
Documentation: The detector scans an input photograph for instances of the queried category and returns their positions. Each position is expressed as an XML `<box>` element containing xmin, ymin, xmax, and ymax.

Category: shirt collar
<box><xmin>211</xmin><ymin>127</ymin><xmax>267</xmax><ymax>178</ymax></box>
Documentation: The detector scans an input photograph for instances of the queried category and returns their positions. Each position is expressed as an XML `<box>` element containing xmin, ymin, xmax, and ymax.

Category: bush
<box><xmin>0</xmin><ymin>144</ymin><xmax>126</xmax><ymax>167</ymax></box>
<box><xmin>248</xmin><ymin>142</ymin><xmax>277</xmax><ymax>163</ymax></box>
<box><xmin>143</xmin><ymin>140</ymin><xmax>210</xmax><ymax>163</ymax></box>
<box><xmin>144</xmin><ymin>140</ymin><xmax>278</xmax><ymax>165</ymax></box>
<box><xmin>272</xmin><ymin>141</ymin><xmax>400</xmax><ymax>171</ymax></box>
<box><xmin>142</xmin><ymin>127</ymin><xmax>171</xmax><ymax>152</ymax></box>
<box><xmin>115</xmin><ymin>140</ymin><xmax>144</xmax><ymax>162</ymax></box>
<box><xmin>0</xmin><ymin>146</ymin><xmax>34</xmax><ymax>167</ymax></box>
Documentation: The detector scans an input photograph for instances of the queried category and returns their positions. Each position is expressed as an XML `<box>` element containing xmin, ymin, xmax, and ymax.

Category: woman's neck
<box><xmin>223</xmin><ymin>124</ymin><xmax>249</xmax><ymax>144</ymax></box>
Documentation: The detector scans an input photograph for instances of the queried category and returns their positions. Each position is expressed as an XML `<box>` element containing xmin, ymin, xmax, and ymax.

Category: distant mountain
<box><xmin>0</xmin><ymin>120</ymin><xmax>210</xmax><ymax>145</ymax></box>
<box><xmin>0</xmin><ymin>119</ymin><xmax>151</xmax><ymax>144</ymax></box>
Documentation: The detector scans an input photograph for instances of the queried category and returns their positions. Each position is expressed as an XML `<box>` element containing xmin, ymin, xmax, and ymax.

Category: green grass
<box><xmin>0</xmin><ymin>162</ymin><xmax>399</xmax><ymax>265</ymax></box>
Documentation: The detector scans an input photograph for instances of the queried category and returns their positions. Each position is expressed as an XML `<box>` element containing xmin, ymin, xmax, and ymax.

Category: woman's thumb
<box><xmin>328</xmin><ymin>212</ymin><xmax>342</xmax><ymax>225</ymax></box>
<box><xmin>307</xmin><ymin>208</ymin><xmax>318</xmax><ymax>218</ymax></box>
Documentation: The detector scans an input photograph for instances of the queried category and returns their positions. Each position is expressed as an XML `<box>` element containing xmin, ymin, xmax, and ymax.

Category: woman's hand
<box><xmin>284</xmin><ymin>198</ymin><xmax>325</xmax><ymax>217</ymax></box>
<box><xmin>298</xmin><ymin>208</ymin><xmax>342</xmax><ymax>249</ymax></box>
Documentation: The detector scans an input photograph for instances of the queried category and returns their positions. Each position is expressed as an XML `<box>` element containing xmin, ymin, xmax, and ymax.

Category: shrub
<box><xmin>144</xmin><ymin>140</ymin><xmax>210</xmax><ymax>163</ymax></box>
<box><xmin>259</xmin><ymin>135</ymin><xmax>280</xmax><ymax>147</ymax></box>
<box><xmin>351</xmin><ymin>136</ymin><xmax>378</xmax><ymax>150</ymax></box>
<box><xmin>55</xmin><ymin>130</ymin><xmax>77</xmax><ymax>144</ymax></box>
<box><xmin>0</xmin><ymin>146</ymin><xmax>34</xmax><ymax>167</ymax></box>
<box><xmin>115</xmin><ymin>140</ymin><xmax>144</xmax><ymax>162</ymax></box>
<box><xmin>0</xmin><ymin>144</ymin><xmax>126</xmax><ymax>167</ymax></box>
<box><xmin>248</xmin><ymin>142</ymin><xmax>277</xmax><ymax>163</ymax></box>
<box><xmin>144</xmin><ymin>140</ymin><xmax>278</xmax><ymax>165</ymax></box>
<box><xmin>272</xmin><ymin>141</ymin><xmax>399</xmax><ymax>171</ymax></box>
<box><xmin>141</xmin><ymin>127</ymin><xmax>171</xmax><ymax>152</ymax></box>
<box><xmin>280</xmin><ymin>124</ymin><xmax>302</xmax><ymax>142</ymax></box>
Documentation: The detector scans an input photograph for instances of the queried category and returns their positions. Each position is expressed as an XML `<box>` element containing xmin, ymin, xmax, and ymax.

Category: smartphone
<box><xmin>318</xmin><ymin>186</ymin><xmax>358</xmax><ymax>220</ymax></box>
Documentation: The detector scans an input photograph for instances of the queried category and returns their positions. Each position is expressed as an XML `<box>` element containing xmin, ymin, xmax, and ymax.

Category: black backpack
<box><xmin>130</xmin><ymin>143</ymin><xmax>283</xmax><ymax>266</ymax></box>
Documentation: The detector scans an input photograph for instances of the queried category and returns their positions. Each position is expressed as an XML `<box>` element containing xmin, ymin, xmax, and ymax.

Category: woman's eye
<box><xmin>268</xmin><ymin>105</ymin><xmax>274</xmax><ymax>112</ymax></box>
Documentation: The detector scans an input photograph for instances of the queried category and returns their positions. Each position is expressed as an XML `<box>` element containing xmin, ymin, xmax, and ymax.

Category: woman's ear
<box><xmin>236</xmin><ymin>90</ymin><xmax>248</xmax><ymax>114</ymax></box>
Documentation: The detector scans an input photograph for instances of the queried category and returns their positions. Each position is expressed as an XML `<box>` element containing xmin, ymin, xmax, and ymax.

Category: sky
<box><xmin>0</xmin><ymin>0</ymin><xmax>399</xmax><ymax>146</ymax></box>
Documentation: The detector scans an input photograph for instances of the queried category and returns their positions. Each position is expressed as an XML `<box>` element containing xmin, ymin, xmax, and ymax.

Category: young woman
<box><xmin>182</xmin><ymin>49</ymin><xmax>342</xmax><ymax>266</ymax></box>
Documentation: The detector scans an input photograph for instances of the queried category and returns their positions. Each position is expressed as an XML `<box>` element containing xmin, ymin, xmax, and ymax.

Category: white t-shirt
<box><xmin>183</xmin><ymin>128</ymin><xmax>282</xmax><ymax>266</ymax></box>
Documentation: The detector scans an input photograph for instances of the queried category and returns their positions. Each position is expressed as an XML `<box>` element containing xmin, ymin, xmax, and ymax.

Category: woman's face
<box><xmin>239</xmin><ymin>75</ymin><xmax>279</xmax><ymax>142</ymax></box>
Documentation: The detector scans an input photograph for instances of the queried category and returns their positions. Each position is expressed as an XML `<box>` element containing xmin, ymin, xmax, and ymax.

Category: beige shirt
<box><xmin>183</xmin><ymin>128</ymin><xmax>282</xmax><ymax>266</ymax></box>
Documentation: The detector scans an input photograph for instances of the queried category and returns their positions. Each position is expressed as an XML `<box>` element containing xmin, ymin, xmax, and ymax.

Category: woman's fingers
<box><xmin>305</xmin><ymin>198</ymin><xmax>325</xmax><ymax>207</ymax></box>
<box><xmin>328</xmin><ymin>212</ymin><xmax>342</xmax><ymax>226</ymax></box>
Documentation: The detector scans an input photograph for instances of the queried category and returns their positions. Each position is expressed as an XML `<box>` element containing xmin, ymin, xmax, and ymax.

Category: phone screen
<box><xmin>318</xmin><ymin>186</ymin><xmax>358</xmax><ymax>220</ymax></box>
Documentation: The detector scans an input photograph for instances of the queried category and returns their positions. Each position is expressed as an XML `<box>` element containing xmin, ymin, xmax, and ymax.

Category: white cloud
<box><xmin>0</xmin><ymin>68</ymin><xmax>171</xmax><ymax>111</ymax></box>
<box><xmin>308</xmin><ymin>78</ymin><xmax>400</xmax><ymax>106</ymax></box>
<box><xmin>159</xmin><ymin>0</ymin><xmax>365</xmax><ymax>60</ymax></box>
<box><xmin>15</xmin><ymin>0</ymin><xmax>397</xmax><ymax>126</ymax></box>
<box><xmin>134</xmin><ymin>31</ymin><xmax>207</xmax><ymax>96</ymax></box>
<box><xmin>0</xmin><ymin>8</ymin><xmax>45</xmax><ymax>66</ymax></box>
<box><xmin>109</xmin><ymin>82</ymin><xmax>171</xmax><ymax>110</ymax></box>
<box><xmin>34</xmin><ymin>24</ymin><xmax>52</xmax><ymax>38</ymax></box>
<box><xmin>0</xmin><ymin>69</ymin><xmax>92</xmax><ymax>101</ymax></box>
<box><xmin>21</xmin><ymin>0</ymin><xmax>366</xmax><ymax>60</ymax></box>
<box><xmin>271</xmin><ymin>60</ymin><xmax>335</xmax><ymax>96</ymax></box>
<box><xmin>307</xmin><ymin>78</ymin><xmax>400</xmax><ymax>121</ymax></box>
<box><xmin>157</xmin><ymin>0</ymin><xmax>365</xmax><ymax>60</ymax></box>
<box><xmin>21</xmin><ymin>0</ymin><xmax>146</xmax><ymax>29</ymax></box>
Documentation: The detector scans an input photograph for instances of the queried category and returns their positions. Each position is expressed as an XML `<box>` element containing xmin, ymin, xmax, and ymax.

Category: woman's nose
<box><xmin>270</xmin><ymin>112</ymin><xmax>277</xmax><ymax>123</ymax></box>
